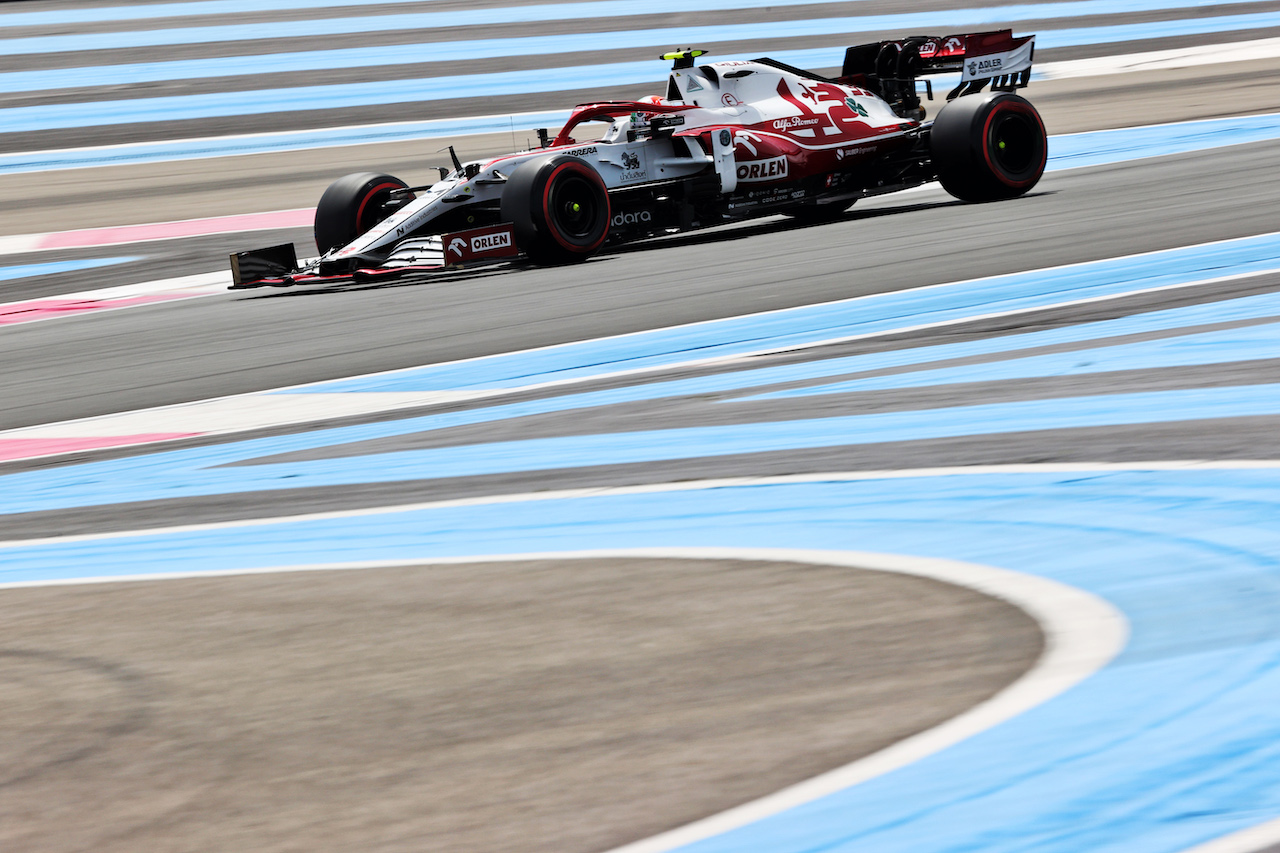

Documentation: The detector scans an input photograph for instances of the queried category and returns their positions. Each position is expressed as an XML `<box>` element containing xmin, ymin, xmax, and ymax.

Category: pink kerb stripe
<box><xmin>0</xmin><ymin>434</ymin><xmax>200</xmax><ymax>462</ymax></box>
<box><xmin>38</xmin><ymin>208</ymin><xmax>314</xmax><ymax>250</ymax></box>
<box><xmin>0</xmin><ymin>294</ymin><xmax>192</xmax><ymax>325</ymax></box>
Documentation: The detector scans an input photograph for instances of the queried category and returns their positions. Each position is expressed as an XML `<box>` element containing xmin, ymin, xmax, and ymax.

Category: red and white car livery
<box><xmin>230</xmin><ymin>31</ymin><xmax>1046</xmax><ymax>287</ymax></box>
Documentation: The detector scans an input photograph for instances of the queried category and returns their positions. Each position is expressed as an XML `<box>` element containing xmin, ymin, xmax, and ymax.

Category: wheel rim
<box><xmin>549</xmin><ymin>174</ymin><xmax>600</xmax><ymax>242</ymax></box>
<box><xmin>988</xmin><ymin>111</ymin><xmax>1039</xmax><ymax>178</ymax></box>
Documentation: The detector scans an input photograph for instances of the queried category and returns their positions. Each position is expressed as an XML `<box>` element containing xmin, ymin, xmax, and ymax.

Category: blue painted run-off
<box><xmin>739</xmin><ymin>320</ymin><xmax>1280</xmax><ymax>401</ymax></box>
<box><xmin>0</xmin><ymin>256</ymin><xmax>140</xmax><ymax>282</ymax></box>
<box><xmin>7</xmin><ymin>383</ymin><xmax>1280</xmax><ymax>517</ymax></box>
<box><xmin>2</xmin><ymin>95</ymin><xmax>1277</xmax><ymax>179</ymax></box>
<box><xmin>0</xmin><ymin>0</ymin><xmax>499</xmax><ymax>28</ymax></box>
<box><xmin>3</xmin><ymin>471</ymin><xmax>1280</xmax><ymax>853</ymax></box>
<box><xmin>291</xmin><ymin>231</ymin><xmax>1280</xmax><ymax>393</ymax></box>
<box><xmin>276</xmin><ymin>289</ymin><xmax>1280</xmax><ymax>429</ymax></box>
<box><xmin>627</xmin><ymin>290</ymin><xmax>1280</xmax><ymax>406</ymax></box>
<box><xmin>0</xmin><ymin>0</ymin><xmax>1240</xmax><ymax>90</ymax></box>
<box><xmin>0</xmin><ymin>12</ymin><xmax>1277</xmax><ymax>133</ymax></box>
<box><xmin>0</xmin><ymin>0</ymin><xmax>1238</xmax><ymax>56</ymax></box>
<box><xmin>3</xmin><ymin>232</ymin><xmax>1280</xmax><ymax>515</ymax></box>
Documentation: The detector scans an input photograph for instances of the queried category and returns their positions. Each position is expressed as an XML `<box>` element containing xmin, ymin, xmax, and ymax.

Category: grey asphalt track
<box><xmin>0</xmin><ymin>557</ymin><xmax>1041</xmax><ymax>853</ymax></box>
<box><xmin>4</xmin><ymin>132</ymin><xmax>1280</xmax><ymax>434</ymax></box>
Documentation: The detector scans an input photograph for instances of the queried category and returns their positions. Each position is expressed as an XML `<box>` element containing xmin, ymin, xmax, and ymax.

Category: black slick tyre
<box><xmin>314</xmin><ymin>172</ymin><xmax>411</xmax><ymax>254</ymax></box>
<box><xmin>930</xmin><ymin>92</ymin><xmax>1047</xmax><ymax>202</ymax></box>
<box><xmin>500</xmin><ymin>154</ymin><xmax>610</xmax><ymax>265</ymax></box>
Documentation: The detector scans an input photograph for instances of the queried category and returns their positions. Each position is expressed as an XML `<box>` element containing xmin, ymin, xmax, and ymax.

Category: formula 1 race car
<box><xmin>230</xmin><ymin>31</ymin><xmax>1045</xmax><ymax>287</ymax></box>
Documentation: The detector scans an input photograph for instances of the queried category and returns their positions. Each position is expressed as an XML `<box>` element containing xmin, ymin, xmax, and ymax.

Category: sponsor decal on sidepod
<box><xmin>618</xmin><ymin>149</ymin><xmax>648</xmax><ymax>182</ymax></box>
<box><xmin>772</xmin><ymin>116</ymin><xmax>823</xmax><ymax>131</ymax></box>
<box><xmin>736</xmin><ymin>156</ymin><xmax>788</xmax><ymax>182</ymax></box>
<box><xmin>836</xmin><ymin>144</ymin><xmax>878</xmax><ymax>160</ymax></box>
<box><xmin>612</xmin><ymin>210</ymin><xmax>653</xmax><ymax>226</ymax></box>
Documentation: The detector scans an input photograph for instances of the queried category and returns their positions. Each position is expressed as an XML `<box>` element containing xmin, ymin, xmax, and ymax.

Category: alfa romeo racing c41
<box><xmin>231</xmin><ymin>31</ymin><xmax>1046</xmax><ymax>287</ymax></box>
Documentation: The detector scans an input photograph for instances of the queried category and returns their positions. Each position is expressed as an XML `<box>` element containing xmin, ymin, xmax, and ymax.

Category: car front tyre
<box><xmin>501</xmin><ymin>155</ymin><xmax>611</xmax><ymax>265</ymax></box>
<box><xmin>314</xmin><ymin>172</ymin><xmax>411</xmax><ymax>254</ymax></box>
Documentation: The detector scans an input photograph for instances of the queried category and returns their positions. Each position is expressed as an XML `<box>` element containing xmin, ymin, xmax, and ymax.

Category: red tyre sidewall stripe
<box><xmin>981</xmin><ymin>102</ymin><xmax>1047</xmax><ymax>189</ymax></box>
<box><xmin>540</xmin><ymin>162</ymin><xmax>610</xmax><ymax>253</ymax></box>
<box><xmin>354</xmin><ymin>181</ymin><xmax>404</xmax><ymax>232</ymax></box>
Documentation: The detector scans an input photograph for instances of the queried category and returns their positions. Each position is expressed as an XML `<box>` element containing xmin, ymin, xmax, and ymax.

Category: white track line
<box><xmin>596</xmin><ymin>547</ymin><xmax>1127</xmax><ymax>853</ymax></box>
<box><xmin>1037</xmin><ymin>37</ymin><xmax>1280</xmax><ymax>79</ymax></box>
<box><xmin>1179</xmin><ymin>816</ymin><xmax>1280</xmax><ymax>853</ymax></box>
<box><xmin>22</xmin><ymin>270</ymin><xmax>228</xmax><ymax>302</ymax></box>
<box><xmin>1</xmin><ymin>391</ymin><xmax>488</xmax><ymax>438</ymax></box>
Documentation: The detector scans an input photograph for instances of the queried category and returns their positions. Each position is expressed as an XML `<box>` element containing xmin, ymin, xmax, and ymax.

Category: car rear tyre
<box><xmin>501</xmin><ymin>154</ymin><xmax>610</xmax><ymax>265</ymax></box>
<box><xmin>314</xmin><ymin>172</ymin><xmax>412</xmax><ymax>254</ymax></box>
<box><xmin>930</xmin><ymin>92</ymin><xmax>1047</xmax><ymax>202</ymax></box>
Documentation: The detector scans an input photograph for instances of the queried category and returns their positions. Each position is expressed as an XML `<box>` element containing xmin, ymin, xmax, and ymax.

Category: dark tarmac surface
<box><xmin>0</xmin><ymin>558</ymin><xmax>1041</xmax><ymax>853</ymax></box>
<box><xmin>6</xmin><ymin>138</ymin><xmax>1280</xmax><ymax>432</ymax></box>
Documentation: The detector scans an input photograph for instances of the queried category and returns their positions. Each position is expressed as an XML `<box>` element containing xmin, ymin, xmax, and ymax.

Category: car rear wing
<box><xmin>839</xmin><ymin>30</ymin><xmax>1035</xmax><ymax>117</ymax></box>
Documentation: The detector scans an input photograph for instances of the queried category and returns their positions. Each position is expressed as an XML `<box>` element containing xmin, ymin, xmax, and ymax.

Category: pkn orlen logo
<box><xmin>472</xmin><ymin>232</ymin><xmax>511</xmax><ymax>252</ymax></box>
<box><xmin>736</xmin><ymin>156</ymin><xmax>788</xmax><ymax>182</ymax></box>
